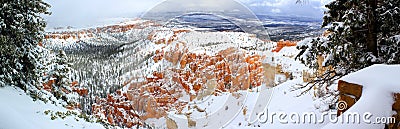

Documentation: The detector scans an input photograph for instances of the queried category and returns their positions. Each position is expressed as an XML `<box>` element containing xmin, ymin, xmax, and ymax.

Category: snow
<box><xmin>0</xmin><ymin>86</ymin><xmax>104</xmax><ymax>129</ymax></box>
<box><xmin>297</xmin><ymin>37</ymin><xmax>314</xmax><ymax>48</ymax></box>
<box><xmin>340</xmin><ymin>64</ymin><xmax>400</xmax><ymax>92</ymax></box>
<box><xmin>118</xmin><ymin>18</ymin><xmax>147</xmax><ymax>25</ymax></box>
<box><xmin>322</xmin><ymin>64</ymin><xmax>400</xmax><ymax>129</ymax></box>
<box><xmin>223</xmin><ymin>78</ymin><xmax>328</xmax><ymax>129</ymax></box>
<box><xmin>168</xmin><ymin>91</ymin><xmax>248</xmax><ymax>128</ymax></box>
<box><xmin>224</xmin><ymin>64</ymin><xmax>400</xmax><ymax>129</ymax></box>
<box><xmin>274</xmin><ymin>46</ymin><xmax>309</xmax><ymax>79</ymax></box>
<box><xmin>163</xmin><ymin>55</ymin><xmax>400</xmax><ymax>129</ymax></box>
<box><xmin>393</xmin><ymin>35</ymin><xmax>400</xmax><ymax>41</ymax></box>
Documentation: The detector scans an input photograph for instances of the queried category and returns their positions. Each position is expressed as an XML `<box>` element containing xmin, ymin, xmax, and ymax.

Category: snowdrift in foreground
<box><xmin>323</xmin><ymin>64</ymin><xmax>400</xmax><ymax>129</ymax></box>
<box><xmin>0</xmin><ymin>86</ymin><xmax>104</xmax><ymax>129</ymax></box>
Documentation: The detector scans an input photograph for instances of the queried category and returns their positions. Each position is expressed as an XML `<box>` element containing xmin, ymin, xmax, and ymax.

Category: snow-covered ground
<box><xmin>323</xmin><ymin>64</ymin><xmax>400</xmax><ymax>129</ymax></box>
<box><xmin>226</xmin><ymin>78</ymin><xmax>328</xmax><ymax>129</ymax></box>
<box><xmin>0</xmin><ymin>86</ymin><xmax>104</xmax><ymax>129</ymax></box>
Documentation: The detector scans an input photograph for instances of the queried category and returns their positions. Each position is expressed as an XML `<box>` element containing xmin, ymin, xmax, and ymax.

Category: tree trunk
<box><xmin>366</xmin><ymin>0</ymin><xmax>378</xmax><ymax>57</ymax></box>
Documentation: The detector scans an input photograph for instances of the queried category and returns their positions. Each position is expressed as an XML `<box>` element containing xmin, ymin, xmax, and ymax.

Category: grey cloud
<box><xmin>43</xmin><ymin>0</ymin><xmax>331</xmax><ymax>29</ymax></box>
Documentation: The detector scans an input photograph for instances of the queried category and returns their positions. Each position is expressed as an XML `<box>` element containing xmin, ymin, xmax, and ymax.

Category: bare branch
<box><xmin>293</xmin><ymin>69</ymin><xmax>343</xmax><ymax>97</ymax></box>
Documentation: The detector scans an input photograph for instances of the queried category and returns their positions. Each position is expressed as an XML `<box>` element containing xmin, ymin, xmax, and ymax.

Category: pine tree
<box><xmin>51</xmin><ymin>50</ymin><xmax>73</xmax><ymax>102</ymax></box>
<box><xmin>0</xmin><ymin>0</ymin><xmax>50</xmax><ymax>92</ymax></box>
<box><xmin>377</xmin><ymin>0</ymin><xmax>400</xmax><ymax>64</ymax></box>
<box><xmin>296</xmin><ymin>0</ymin><xmax>400</xmax><ymax>105</ymax></box>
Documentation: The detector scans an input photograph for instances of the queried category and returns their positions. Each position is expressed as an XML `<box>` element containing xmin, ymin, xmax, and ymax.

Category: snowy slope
<box><xmin>322</xmin><ymin>64</ymin><xmax>400</xmax><ymax>129</ymax></box>
<box><xmin>0</xmin><ymin>86</ymin><xmax>104</xmax><ymax>129</ymax></box>
<box><xmin>224</xmin><ymin>78</ymin><xmax>331</xmax><ymax>129</ymax></box>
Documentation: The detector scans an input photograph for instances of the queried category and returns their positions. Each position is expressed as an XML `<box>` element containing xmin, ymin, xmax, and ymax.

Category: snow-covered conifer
<box><xmin>0</xmin><ymin>0</ymin><xmax>50</xmax><ymax>92</ymax></box>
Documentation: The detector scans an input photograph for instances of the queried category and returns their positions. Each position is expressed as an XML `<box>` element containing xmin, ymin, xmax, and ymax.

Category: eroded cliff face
<box><xmin>43</xmin><ymin>19</ymin><xmax>298</xmax><ymax>128</ymax></box>
<box><xmin>44</xmin><ymin>20</ymin><xmax>159</xmax><ymax>42</ymax></box>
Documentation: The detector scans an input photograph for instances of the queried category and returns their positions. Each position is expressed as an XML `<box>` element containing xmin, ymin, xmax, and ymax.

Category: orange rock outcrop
<box><xmin>44</xmin><ymin>20</ymin><xmax>159</xmax><ymax>43</ymax></box>
<box><xmin>272</xmin><ymin>39</ymin><xmax>297</xmax><ymax>52</ymax></box>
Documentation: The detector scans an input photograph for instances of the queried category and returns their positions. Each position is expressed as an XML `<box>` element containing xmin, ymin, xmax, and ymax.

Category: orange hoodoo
<box><xmin>272</xmin><ymin>39</ymin><xmax>297</xmax><ymax>52</ymax></box>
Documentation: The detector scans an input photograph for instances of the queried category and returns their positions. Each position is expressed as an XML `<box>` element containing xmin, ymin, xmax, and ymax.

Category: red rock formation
<box><xmin>71</xmin><ymin>81</ymin><xmax>79</xmax><ymax>87</ymax></box>
<box><xmin>42</xmin><ymin>79</ymin><xmax>55</xmax><ymax>91</ymax></box>
<box><xmin>148</xmin><ymin>29</ymin><xmax>191</xmax><ymax>45</ymax></box>
<box><xmin>92</xmin><ymin>92</ymin><xmax>144</xmax><ymax>128</ymax></box>
<box><xmin>44</xmin><ymin>20</ymin><xmax>159</xmax><ymax>43</ymax></box>
<box><xmin>72</xmin><ymin>87</ymin><xmax>88</xmax><ymax>96</ymax></box>
<box><xmin>272</xmin><ymin>39</ymin><xmax>297</xmax><ymax>52</ymax></box>
<box><xmin>93</xmin><ymin>46</ymin><xmax>269</xmax><ymax>127</ymax></box>
<box><xmin>153</xmin><ymin>49</ymin><xmax>164</xmax><ymax>63</ymax></box>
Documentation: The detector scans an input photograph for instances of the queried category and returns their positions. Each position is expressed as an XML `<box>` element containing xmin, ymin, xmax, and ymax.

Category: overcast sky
<box><xmin>43</xmin><ymin>0</ymin><xmax>333</xmax><ymax>29</ymax></box>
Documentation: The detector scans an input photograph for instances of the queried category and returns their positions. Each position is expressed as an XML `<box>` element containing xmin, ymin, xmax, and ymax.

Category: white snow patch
<box><xmin>0</xmin><ymin>86</ymin><xmax>104</xmax><ymax>129</ymax></box>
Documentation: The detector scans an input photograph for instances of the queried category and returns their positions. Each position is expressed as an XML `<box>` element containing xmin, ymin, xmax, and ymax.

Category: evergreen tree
<box><xmin>0</xmin><ymin>0</ymin><xmax>50</xmax><ymax>92</ymax></box>
<box><xmin>54</xmin><ymin>50</ymin><xmax>72</xmax><ymax>90</ymax></box>
<box><xmin>296</xmin><ymin>0</ymin><xmax>400</xmax><ymax>102</ymax></box>
<box><xmin>44</xmin><ymin>50</ymin><xmax>73</xmax><ymax>102</ymax></box>
<box><xmin>377</xmin><ymin>0</ymin><xmax>400</xmax><ymax>63</ymax></box>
